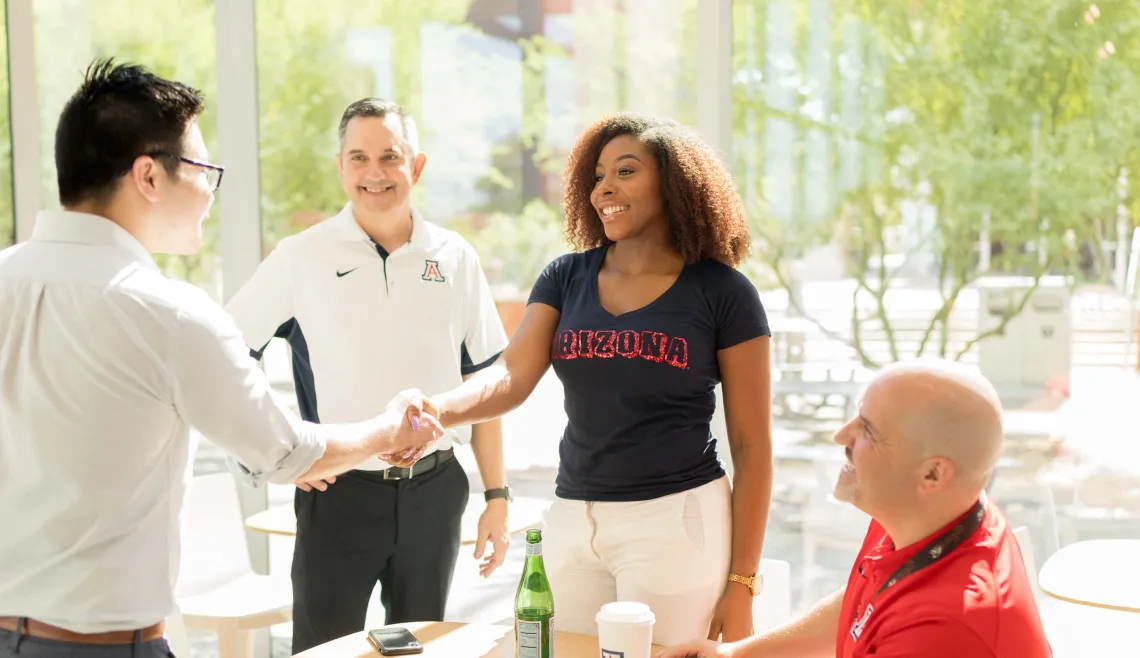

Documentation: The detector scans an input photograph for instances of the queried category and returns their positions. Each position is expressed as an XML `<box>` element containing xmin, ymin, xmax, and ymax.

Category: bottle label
<box><xmin>517</xmin><ymin>619</ymin><xmax>543</xmax><ymax>658</ymax></box>
<box><xmin>526</xmin><ymin>542</ymin><xmax>542</xmax><ymax>556</ymax></box>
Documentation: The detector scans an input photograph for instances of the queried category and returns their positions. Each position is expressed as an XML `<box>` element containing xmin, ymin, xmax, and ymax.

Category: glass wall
<box><xmin>733</xmin><ymin>0</ymin><xmax>1140</xmax><ymax>608</ymax></box>
<box><xmin>254</xmin><ymin>0</ymin><xmax>698</xmax><ymax>299</ymax></box>
<box><xmin>31</xmin><ymin>0</ymin><xmax>220</xmax><ymax>297</ymax></box>
<box><xmin>2</xmin><ymin>0</ymin><xmax>1135</xmax><ymax>638</ymax></box>
<box><xmin>733</xmin><ymin>0</ymin><xmax>1140</xmax><ymax>286</ymax></box>
<box><xmin>0</xmin><ymin>0</ymin><xmax>12</xmax><ymax>248</ymax></box>
<box><xmin>248</xmin><ymin>2</ymin><xmax>704</xmax><ymax>629</ymax></box>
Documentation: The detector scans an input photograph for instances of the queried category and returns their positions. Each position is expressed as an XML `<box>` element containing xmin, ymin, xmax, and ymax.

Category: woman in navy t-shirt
<box><xmin>430</xmin><ymin>113</ymin><xmax>772</xmax><ymax>645</ymax></box>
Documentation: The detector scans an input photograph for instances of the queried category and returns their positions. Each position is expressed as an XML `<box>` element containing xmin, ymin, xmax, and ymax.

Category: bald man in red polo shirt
<box><xmin>658</xmin><ymin>358</ymin><xmax>1052</xmax><ymax>658</ymax></box>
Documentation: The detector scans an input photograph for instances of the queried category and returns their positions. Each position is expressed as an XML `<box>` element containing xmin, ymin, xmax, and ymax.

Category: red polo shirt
<box><xmin>836</xmin><ymin>500</ymin><xmax>1052</xmax><ymax>658</ymax></box>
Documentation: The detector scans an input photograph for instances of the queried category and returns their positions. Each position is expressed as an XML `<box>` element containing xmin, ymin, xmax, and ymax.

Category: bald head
<box><xmin>871</xmin><ymin>359</ymin><xmax>1004</xmax><ymax>491</ymax></box>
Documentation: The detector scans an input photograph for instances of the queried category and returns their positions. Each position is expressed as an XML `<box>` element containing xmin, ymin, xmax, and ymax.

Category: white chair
<box><xmin>1013</xmin><ymin>525</ymin><xmax>1090</xmax><ymax>656</ymax></box>
<box><xmin>754</xmin><ymin>558</ymin><xmax>792</xmax><ymax>633</ymax></box>
<box><xmin>1012</xmin><ymin>525</ymin><xmax>1045</xmax><ymax>604</ymax></box>
<box><xmin>164</xmin><ymin>604</ymin><xmax>192</xmax><ymax>657</ymax></box>
<box><xmin>176</xmin><ymin>473</ymin><xmax>292</xmax><ymax>658</ymax></box>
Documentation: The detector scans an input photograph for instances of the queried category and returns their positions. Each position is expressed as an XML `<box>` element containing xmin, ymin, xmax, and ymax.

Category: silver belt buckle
<box><xmin>383</xmin><ymin>462</ymin><xmax>414</xmax><ymax>480</ymax></box>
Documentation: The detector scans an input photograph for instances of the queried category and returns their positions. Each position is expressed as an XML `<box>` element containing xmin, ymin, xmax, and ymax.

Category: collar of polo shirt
<box><xmin>331</xmin><ymin>203</ymin><xmax>437</xmax><ymax>253</ymax></box>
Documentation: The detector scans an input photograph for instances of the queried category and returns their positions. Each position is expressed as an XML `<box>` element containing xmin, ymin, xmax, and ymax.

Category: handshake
<box><xmin>378</xmin><ymin>389</ymin><xmax>445</xmax><ymax>467</ymax></box>
<box><xmin>295</xmin><ymin>389</ymin><xmax>446</xmax><ymax>493</ymax></box>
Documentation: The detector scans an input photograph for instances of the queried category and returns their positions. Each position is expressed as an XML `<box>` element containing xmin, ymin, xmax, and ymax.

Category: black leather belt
<box><xmin>382</xmin><ymin>448</ymin><xmax>454</xmax><ymax>480</ymax></box>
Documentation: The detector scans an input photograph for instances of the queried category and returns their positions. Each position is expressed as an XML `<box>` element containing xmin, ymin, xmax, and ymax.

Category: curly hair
<box><xmin>562</xmin><ymin>112</ymin><xmax>751</xmax><ymax>267</ymax></box>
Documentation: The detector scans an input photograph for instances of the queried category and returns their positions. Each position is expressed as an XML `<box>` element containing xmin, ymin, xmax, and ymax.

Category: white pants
<box><xmin>541</xmin><ymin>476</ymin><xmax>732</xmax><ymax>646</ymax></box>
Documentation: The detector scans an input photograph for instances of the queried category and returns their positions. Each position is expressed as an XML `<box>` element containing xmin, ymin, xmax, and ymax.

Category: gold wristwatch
<box><xmin>727</xmin><ymin>573</ymin><xmax>763</xmax><ymax>596</ymax></box>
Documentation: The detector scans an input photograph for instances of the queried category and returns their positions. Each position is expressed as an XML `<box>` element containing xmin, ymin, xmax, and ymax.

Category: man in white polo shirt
<box><xmin>226</xmin><ymin>98</ymin><xmax>511</xmax><ymax>653</ymax></box>
<box><xmin>0</xmin><ymin>63</ymin><xmax>442</xmax><ymax>658</ymax></box>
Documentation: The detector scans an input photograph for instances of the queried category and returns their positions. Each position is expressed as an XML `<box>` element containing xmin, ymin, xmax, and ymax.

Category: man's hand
<box><xmin>473</xmin><ymin>499</ymin><xmax>509</xmax><ymax>577</ymax></box>
<box><xmin>378</xmin><ymin>446</ymin><xmax>428</xmax><ymax>468</ymax></box>
<box><xmin>707</xmin><ymin>585</ymin><xmax>754</xmax><ymax>642</ymax></box>
<box><xmin>385</xmin><ymin>388</ymin><xmax>444</xmax><ymax>453</ymax></box>
<box><xmin>386</xmin><ymin>388</ymin><xmax>440</xmax><ymax>420</ymax></box>
<box><xmin>654</xmin><ymin>639</ymin><xmax>734</xmax><ymax>658</ymax></box>
<box><xmin>295</xmin><ymin>475</ymin><xmax>336</xmax><ymax>492</ymax></box>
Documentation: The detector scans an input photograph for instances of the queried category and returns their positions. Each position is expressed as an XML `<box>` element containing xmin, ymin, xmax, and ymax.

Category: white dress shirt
<box><xmin>0</xmin><ymin>211</ymin><xmax>325</xmax><ymax>633</ymax></box>
<box><xmin>226</xmin><ymin>204</ymin><xmax>507</xmax><ymax>471</ymax></box>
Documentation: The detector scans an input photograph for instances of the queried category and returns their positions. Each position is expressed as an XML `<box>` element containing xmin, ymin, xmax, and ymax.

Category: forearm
<box><xmin>729</xmin><ymin>587</ymin><xmax>844</xmax><ymax>658</ymax></box>
<box><xmin>296</xmin><ymin>411</ymin><xmax>398</xmax><ymax>482</ymax></box>
<box><xmin>727</xmin><ymin>438</ymin><xmax>773</xmax><ymax>581</ymax></box>
<box><xmin>470</xmin><ymin>417</ymin><xmax>506</xmax><ymax>490</ymax></box>
<box><xmin>432</xmin><ymin>363</ymin><xmax>533</xmax><ymax>428</ymax></box>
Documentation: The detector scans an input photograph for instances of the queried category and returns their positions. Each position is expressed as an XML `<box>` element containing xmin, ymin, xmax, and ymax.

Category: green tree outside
<box><xmin>734</xmin><ymin>0</ymin><xmax>1140</xmax><ymax>365</ymax></box>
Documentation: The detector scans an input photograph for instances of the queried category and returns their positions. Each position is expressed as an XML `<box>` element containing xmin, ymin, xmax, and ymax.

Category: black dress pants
<box><xmin>289</xmin><ymin>454</ymin><xmax>468</xmax><ymax>654</ymax></box>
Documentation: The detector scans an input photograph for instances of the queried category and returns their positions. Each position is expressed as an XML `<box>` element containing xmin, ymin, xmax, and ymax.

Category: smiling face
<box><xmin>335</xmin><ymin>114</ymin><xmax>426</xmax><ymax>218</ymax></box>
<box><xmin>832</xmin><ymin>376</ymin><xmax>931</xmax><ymax>518</ymax></box>
<box><xmin>589</xmin><ymin>134</ymin><xmax>666</xmax><ymax>242</ymax></box>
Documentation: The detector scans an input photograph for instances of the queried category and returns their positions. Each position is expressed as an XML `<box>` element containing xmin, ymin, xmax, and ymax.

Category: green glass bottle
<box><xmin>514</xmin><ymin>529</ymin><xmax>554</xmax><ymax>658</ymax></box>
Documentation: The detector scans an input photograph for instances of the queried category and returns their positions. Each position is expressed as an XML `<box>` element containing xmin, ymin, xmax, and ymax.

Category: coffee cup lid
<box><xmin>595</xmin><ymin>601</ymin><xmax>655</xmax><ymax>625</ymax></box>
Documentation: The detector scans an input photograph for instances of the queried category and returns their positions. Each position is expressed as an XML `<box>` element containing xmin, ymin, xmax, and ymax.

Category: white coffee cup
<box><xmin>596</xmin><ymin>601</ymin><xmax>655</xmax><ymax>658</ymax></box>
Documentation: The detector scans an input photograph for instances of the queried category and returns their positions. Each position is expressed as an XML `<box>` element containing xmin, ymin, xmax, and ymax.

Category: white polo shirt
<box><xmin>226</xmin><ymin>203</ymin><xmax>507</xmax><ymax>470</ymax></box>
<box><xmin>0</xmin><ymin>211</ymin><xmax>325</xmax><ymax>633</ymax></box>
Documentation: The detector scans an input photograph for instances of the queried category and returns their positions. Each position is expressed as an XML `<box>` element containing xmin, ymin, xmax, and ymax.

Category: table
<box><xmin>1037</xmin><ymin>539</ymin><xmax>1140</xmax><ymax>613</ymax></box>
<box><xmin>245</xmin><ymin>493</ymin><xmax>551</xmax><ymax>546</ymax></box>
<box><xmin>292</xmin><ymin>621</ymin><xmax>663</xmax><ymax>658</ymax></box>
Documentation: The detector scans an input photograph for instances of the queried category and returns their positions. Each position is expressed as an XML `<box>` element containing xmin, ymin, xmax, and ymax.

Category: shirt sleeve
<box><xmin>224</xmin><ymin>241</ymin><xmax>295</xmax><ymax>359</ymax></box>
<box><xmin>858</xmin><ymin>617</ymin><xmax>996</xmax><ymax>658</ymax></box>
<box><xmin>527</xmin><ymin>253</ymin><xmax>569</xmax><ymax>311</ymax></box>
<box><xmin>173</xmin><ymin>286</ymin><xmax>325</xmax><ymax>487</ymax></box>
<box><xmin>459</xmin><ymin>242</ymin><xmax>509</xmax><ymax>375</ymax></box>
<box><xmin>710</xmin><ymin>265</ymin><xmax>771</xmax><ymax>350</ymax></box>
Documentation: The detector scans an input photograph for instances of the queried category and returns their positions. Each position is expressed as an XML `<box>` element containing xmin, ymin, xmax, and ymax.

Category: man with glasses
<box><xmin>226</xmin><ymin>98</ymin><xmax>511</xmax><ymax>654</ymax></box>
<box><xmin>0</xmin><ymin>61</ymin><xmax>442</xmax><ymax>658</ymax></box>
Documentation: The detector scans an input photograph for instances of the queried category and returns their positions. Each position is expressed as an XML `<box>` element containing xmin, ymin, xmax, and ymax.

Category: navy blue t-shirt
<box><xmin>528</xmin><ymin>245</ymin><xmax>771</xmax><ymax>502</ymax></box>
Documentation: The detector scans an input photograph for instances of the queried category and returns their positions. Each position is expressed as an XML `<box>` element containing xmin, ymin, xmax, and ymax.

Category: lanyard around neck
<box><xmin>874</xmin><ymin>496</ymin><xmax>988</xmax><ymax>598</ymax></box>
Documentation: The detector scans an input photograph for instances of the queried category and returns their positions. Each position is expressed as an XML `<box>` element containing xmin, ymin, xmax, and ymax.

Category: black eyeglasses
<box><xmin>126</xmin><ymin>152</ymin><xmax>225</xmax><ymax>192</ymax></box>
<box><xmin>153</xmin><ymin>153</ymin><xmax>225</xmax><ymax>192</ymax></box>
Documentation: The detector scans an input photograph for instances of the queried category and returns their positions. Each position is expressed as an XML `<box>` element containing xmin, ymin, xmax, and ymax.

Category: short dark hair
<box><xmin>337</xmin><ymin>98</ymin><xmax>419</xmax><ymax>155</ymax></box>
<box><xmin>563</xmin><ymin>113</ymin><xmax>751</xmax><ymax>266</ymax></box>
<box><xmin>55</xmin><ymin>58</ymin><xmax>204</xmax><ymax>206</ymax></box>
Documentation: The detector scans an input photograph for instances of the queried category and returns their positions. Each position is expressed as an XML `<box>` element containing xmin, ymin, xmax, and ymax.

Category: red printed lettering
<box><xmin>639</xmin><ymin>331</ymin><xmax>667</xmax><ymax>362</ymax></box>
<box><xmin>616</xmin><ymin>330</ymin><xmax>640</xmax><ymax>358</ymax></box>
<box><xmin>554</xmin><ymin>330</ymin><xmax>578</xmax><ymax>360</ymax></box>
<box><xmin>594</xmin><ymin>330</ymin><xmax>616</xmax><ymax>358</ymax></box>
<box><xmin>665</xmin><ymin>336</ymin><xmax>689</xmax><ymax>369</ymax></box>
<box><xmin>579</xmin><ymin>330</ymin><xmax>595</xmax><ymax>358</ymax></box>
<box><xmin>550</xmin><ymin>327</ymin><xmax>688</xmax><ymax>370</ymax></box>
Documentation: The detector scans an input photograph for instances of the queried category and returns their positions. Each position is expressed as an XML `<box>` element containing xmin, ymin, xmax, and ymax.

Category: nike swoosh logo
<box><xmin>336</xmin><ymin>268</ymin><xmax>358</xmax><ymax>278</ymax></box>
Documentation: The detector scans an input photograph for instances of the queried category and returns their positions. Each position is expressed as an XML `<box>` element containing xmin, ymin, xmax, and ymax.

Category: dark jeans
<box><xmin>0</xmin><ymin>626</ymin><xmax>173</xmax><ymax>658</ymax></box>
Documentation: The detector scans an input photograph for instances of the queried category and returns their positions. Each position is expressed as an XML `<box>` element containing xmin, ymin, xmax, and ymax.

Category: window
<box><xmin>30</xmin><ymin>0</ymin><xmax>222</xmax><ymax>480</ymax></box>
<box><xmin>247</xmin><ymin>0</ymin><xmax>703</xmax><ymax>628</ymax></box>
<box><xmin>31</xmin><ymin>0</ymin><xmax>220</xmax><ymax>297</ymax></box>
<box><xmin>0</xmin><ymin>0</ymin><xmax>12</xmax><ymax>248</ymax></box>
<box><xmin>734</xmin><ymin>0</ymin><xmax>1140</xmax><ymax>613</ymax></box>
<box><xmin>254</xmin><ymin>0</ymin><xmax>698</xmax><ymax>299</ymax></box>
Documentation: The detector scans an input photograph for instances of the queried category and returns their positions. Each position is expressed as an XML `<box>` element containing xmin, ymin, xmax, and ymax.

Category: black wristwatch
<box><xmin>484</xmin><ymin>486</ymin><xmax>513</xmax><ymax>503</ymax></box>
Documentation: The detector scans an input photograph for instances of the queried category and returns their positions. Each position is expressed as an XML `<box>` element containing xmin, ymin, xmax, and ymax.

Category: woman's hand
<box><xmin>707</xmin><ymin>584</ymin><xmax>754</xmax><ymax>642</ymax></box>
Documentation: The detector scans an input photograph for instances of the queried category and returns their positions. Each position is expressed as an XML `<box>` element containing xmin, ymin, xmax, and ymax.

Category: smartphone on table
<box><xmin>366</xmin><ymin>626</ymin><xmax>424</xmax><ymax>655</ymax></box>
